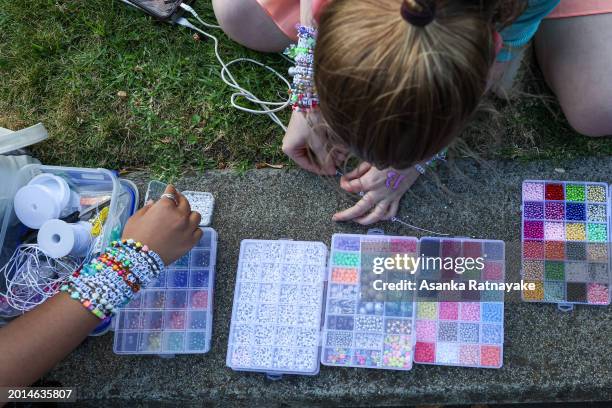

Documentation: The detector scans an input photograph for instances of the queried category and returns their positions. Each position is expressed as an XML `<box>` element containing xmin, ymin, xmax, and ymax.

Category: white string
<box><xmin>181</xmin><ymin>3</ymin><xmax>220</xmax><ymax>29</ymax></box>
<box><xmin>0</xmin><ymin>201</ymin><xmax>106</xmax><ymax>315</ymax></box>
<box><xmin>177</xmin><ymin>5</ymin><xmax>291</xmax><ymax>131</ymax></box>
<box><xmin>0</xmin><ymin>244</ymin><xmax>81</xmax><ymax>313</ymax></box>
<box><xmin>335</xmin><ymin>170</ymin><xmax>449</xmax><ymax>236</ymax></box>
<box><xmin>390</xmin><ymin>216</ymin><xmax>449</xmax><ymax>236</ymax></box>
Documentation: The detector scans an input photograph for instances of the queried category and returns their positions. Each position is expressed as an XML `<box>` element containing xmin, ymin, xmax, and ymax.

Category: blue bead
<box><xmin>566</xmin><ymin>203</ymin><xmax>586</xmax><ymax>221</ymax></box>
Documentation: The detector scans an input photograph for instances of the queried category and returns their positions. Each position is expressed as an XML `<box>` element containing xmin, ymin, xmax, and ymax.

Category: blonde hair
<box><xmin>315</xmin><ymin>0</ymin><xmax>526</xmax><ymax>169</ymax></box>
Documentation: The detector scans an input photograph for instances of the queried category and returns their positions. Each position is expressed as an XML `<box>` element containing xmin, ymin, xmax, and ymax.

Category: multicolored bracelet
<box><xmin>285</xmin><ymin>25</ymin><xmax>319</xmax><ymax>112</ymax></box>
<box><xmin>61</xmin><ymin>239</ymin><xmax>165</xmax><ymax>319</ymax></box>
<box><xmin>415</xmin><ymin>149</ymin><xmax>447</xmax><ymax>175</ymax></box>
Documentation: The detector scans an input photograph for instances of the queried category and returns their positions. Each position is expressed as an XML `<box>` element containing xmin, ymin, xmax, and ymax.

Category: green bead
<box><xmin>565</xmin><ymin>184</ymin><xmax>585</xmax><ymax>201</ymax></box>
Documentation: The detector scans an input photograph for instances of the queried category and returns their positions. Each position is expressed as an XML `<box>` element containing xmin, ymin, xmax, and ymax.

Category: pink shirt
<box><xmin>547</xmin><ymin>0</ymin><xmax>612</xmax><ymax>18</ymax></box>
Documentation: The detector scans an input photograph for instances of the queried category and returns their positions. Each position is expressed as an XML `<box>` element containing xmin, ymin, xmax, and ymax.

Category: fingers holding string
<box><xmin>383</xmin><ymin>200</ymin><xmax>400</xmax><ymax>221</ymax></box>
<box><xmin>340</xmin><ymin>162</ymin><xmax>372</xmax><ymax>193</ymax></box>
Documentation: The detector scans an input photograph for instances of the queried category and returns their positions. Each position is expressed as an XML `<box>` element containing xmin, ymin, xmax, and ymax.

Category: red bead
<box><xmin>545</xmin><ymin>183</ymin><xmax>564</xmax><ymax>200</ymax></box>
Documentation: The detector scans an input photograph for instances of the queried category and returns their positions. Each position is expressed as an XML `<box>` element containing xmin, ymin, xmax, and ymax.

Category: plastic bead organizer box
<box><xmin>521</xmin><ymin>180</ymin><xmax>611</xmax><ymax>310</ymax></box>
<box><xmin>113</xmin><ymin>181</ymin><xmax>218</xmax><ymax>355</ymax></box>
<box><xmin>226</xmin><ymin>232</ymin><xmax>508</xmax><ymax>378</ymax></box>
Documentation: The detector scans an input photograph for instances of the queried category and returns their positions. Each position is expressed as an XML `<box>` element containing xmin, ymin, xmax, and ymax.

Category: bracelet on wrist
<box><xmin>414</xmin><ymin>149</ymin><xmax>447</xmax><ymax>174</ymax></box>
<box><xmin>61</xmin><ymin>239</ymin><xmax>165</xmax><ymax>319</ymax></box>
<box><xmin>285</xmin><ymin>25</ymin><xmax>319</xmax><ymax>112</ymax></box>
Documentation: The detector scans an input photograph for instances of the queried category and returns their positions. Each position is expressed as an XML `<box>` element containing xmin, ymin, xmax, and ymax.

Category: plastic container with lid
<box><xmin>521</xmin><ymin>180</ymin><xmax>611</xmax><ymax>310</ymax></box>
<box><xmin>113</xmin><ymin>227</ymin><xmax>218</xmax><ymax>355</ymax></box>
<box><xmin>144</xmin><ymin>180</ymin><xmax>214</xmax><ymax>226</ymax></box>
<box><xmin>0</xmin><ymin>165</ymin><xmax>139</xmax><ymax>252</ymax></box>
<box><xmin>414</xmin><ymin>237</ymin><xmax>506</xmax><ymax>369</ymax></box>
<box><xmin>0</xmin><ymin>164</ymin><xmax>139</xmax><ymax>270</ymax></box>
<box><xmin>227</xmin><ymin>232</ymin><xmax>508</xmax><ymax>377</ymax></box>
<box><xmin>227</xmin><ymin>238</ymin><xmax>328</xmax><ymax>377</ymax></box>
<box><xmin>321</xmin><ymin>233</ymin><xmax>418</xmax><ymax>371</ymax></box>
<box><xmin>0</xmin><ymin>165</ymin><xmax>139</xmax><ymax>318</ymax></box>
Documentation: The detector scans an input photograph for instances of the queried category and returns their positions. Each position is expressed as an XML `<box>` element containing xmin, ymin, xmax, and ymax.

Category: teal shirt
<box><xmin>497</xmin><ymin>0</ymin><xmax>560</xmax><ymax>62</ymax></box>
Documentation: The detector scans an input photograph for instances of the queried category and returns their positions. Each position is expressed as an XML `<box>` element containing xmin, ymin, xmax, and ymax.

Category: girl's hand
<box><xmin>282</xmin><ymin>110</ymin><xmax>341</xmax><ymax>175</ymax></box>
<box><xmin>122</xmin><ymin>185</ymin><xmax>202</xmax><ymax>265</ymax></box>
<box><xmin>333</xmin><ymin>163</ymin><xmax>420</xmax><ymax>225</ymax></box>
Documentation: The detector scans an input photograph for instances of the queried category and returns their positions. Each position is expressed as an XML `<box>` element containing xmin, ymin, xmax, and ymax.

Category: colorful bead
<box><xmin>587</xmin><ymin>223</ymin><xmax>607</xmax><ymax>242</ymax></box>
<box><xmin>284</xmin><ymin>25</ymin><xmax>319</xmax><ymax>111</ymax></box>
<box><xmin>524</xmin><ymin>202</ymin><xmax>544</xmax><ymax>219</ymax></box>
<box><xmin>64</xmin><ymin>238</ymin><xmax>164</xmax><ymax>319</ymax></box>
<box><xmin>586</xmin><ymin>185</ymin><xmax>606</xmax><ymax>202</ymax></box>
<box><xmin>565</xmin><ymin>184</ymin><xmax>585</xmax><ymax>201</ymax></box>
<box><xmin>523</xmin><ymin>182</ymin><xmax>544</xmax><ymax>201</ymax></box>
<box><xmin>545</xmin><ymin>183</ymin><xmax>564</xmax><ymax>200</ymax></box>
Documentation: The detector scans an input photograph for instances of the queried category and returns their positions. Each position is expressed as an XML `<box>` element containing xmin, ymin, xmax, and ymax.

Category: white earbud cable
<box><xmin>177</xmin><ymin>4</ymin><xmax>291</xmax><ymax>131</ymax></box>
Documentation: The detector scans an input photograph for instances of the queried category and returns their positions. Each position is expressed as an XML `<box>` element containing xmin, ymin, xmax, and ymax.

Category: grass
<box><xmin>0</xmin><ymin>0</ymin><xmax>610</xmax><ymax>180</ymax></box>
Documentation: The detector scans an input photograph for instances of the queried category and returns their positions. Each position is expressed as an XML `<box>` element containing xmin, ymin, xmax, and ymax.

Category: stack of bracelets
<box><xmin>285</xmin><ymin>24</ymin><xmax>445</xmax><ymax>175</ymax></box>
<box><xmin>60</xmin><ymin>239</ymin><xmax>164</xmax><ymax>319</ymax></box>
<box><xmin>285</xmin><ymin>25</ymin><xmax>318</xmax><ymax>112</ymax></box>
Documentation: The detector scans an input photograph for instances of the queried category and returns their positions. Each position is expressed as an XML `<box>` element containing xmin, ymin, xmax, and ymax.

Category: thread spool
<box><xmin>14</xmin><ymin>174</ymin><xmax>77</xmax><ymax>229</ymax></box>
<box><xmin>37</xmin><ymin>219</ymin><xmax>92</xmax><ymax>259</ymax></box>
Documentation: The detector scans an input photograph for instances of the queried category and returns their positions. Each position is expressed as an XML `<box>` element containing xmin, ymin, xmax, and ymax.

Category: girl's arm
<box><xmin>0</xmin><ymin>293</ymin><xmax>99</xmax><ymax>387</ymax></box>
<box><xmin>491</xmin><ymin>0</ymin><xmax>560</xmax><ymax>95</ymax></box>
<box><xmin>301</xmin><ymin>0</ymin><xmax>315</xmax><ymax>25</ymax></box>
<box><xmin>283</xmin><ymin>1</ymin><xmax>339</xmax><ymax>175</ymax></box>
<box><xmin>0</xmin><ymin>185</ymin><xmax>201</xmax><ymax>387</ymax></box>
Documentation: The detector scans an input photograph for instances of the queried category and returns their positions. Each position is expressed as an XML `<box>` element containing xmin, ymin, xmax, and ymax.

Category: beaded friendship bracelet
<box><xmin>61</xmin><ymin>239</ymin><xmax>165</xmax><ymax>319</ymax></box>
<box><xmin>285</xmin><ymin>25</ymin><xmax>319</xmax><ymax>112</ymax></box>
<box><xmin>414</xmin><ymin>149</ymin><xmax>447</xmax><ymax>175</ymax></box>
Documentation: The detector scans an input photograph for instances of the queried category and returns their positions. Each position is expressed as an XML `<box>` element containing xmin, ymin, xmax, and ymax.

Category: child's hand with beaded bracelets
<box><xmin>122</xmin><ymin>185</ymin><xmax>203</xmax><ymax>266</ymax></box>
<box><xmin>333</xmin><ymin>162</ymin><xmax>420</xmax><ymax>225</ymax></box>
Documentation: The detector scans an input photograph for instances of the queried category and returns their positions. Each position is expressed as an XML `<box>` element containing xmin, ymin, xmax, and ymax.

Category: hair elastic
<box><xmin>401</xmin><ymin>0</ymin><xmax>436</xmax><ymax>27</ymax></box>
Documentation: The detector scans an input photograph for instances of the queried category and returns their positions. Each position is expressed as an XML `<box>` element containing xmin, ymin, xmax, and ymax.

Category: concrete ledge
<box><xmin>45</xmin><ymin>157</ymin><xmax>612</xmax><ymax>406</ymax></box>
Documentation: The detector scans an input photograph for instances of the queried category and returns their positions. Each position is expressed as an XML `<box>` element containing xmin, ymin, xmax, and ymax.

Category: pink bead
<box><xmin>587</xmin><ymin>284</ymin><xmax>609</xmax><ymax>305</ymax></box>
<box><xmin>416</xmin><ymin>320</ymin><xmax>436</xmax><ymax>341</ymax></box>
<box><xmin>460</xmin><ymin>302</ymin><xmax>480</xmax><ymax>321</ymax></box>
<box><xmin>523</xmin><ymin>182</ymin><xmax>544</xmax><ymax>201</ymax></box>
<box><xmin>438</xmin><ymin>302</ymin><xmax>459</xmax><ymax>320</ymax></box>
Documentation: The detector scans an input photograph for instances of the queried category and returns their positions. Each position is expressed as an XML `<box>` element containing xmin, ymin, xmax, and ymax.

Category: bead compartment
<box><xmin>227</xmin><ymin>239</ymin><xmax>327</xmax><ymax>376</ymax></box>
<box><xmin>113</xmin><ymin>228</ymin><xmax>217</xmax><ymax>355</ymax></box>
<box><xmin>521</xmin><ymin>180</ymin><xmax>610</xmax><ymax>306</ymax></box>
<box><xmin>143</xmin><ymin>182</ymin><xmax>214</xmax><ymax>227</ymax></box>
<box><xmin>321</xmin><ymin>234</ymin><xmax>418</xmax><ymax>371</ymax></box>
<box><xmin>413</xmin><ymin>237</ymin><xmax>506</xmax><ymax>369</ymax></box>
